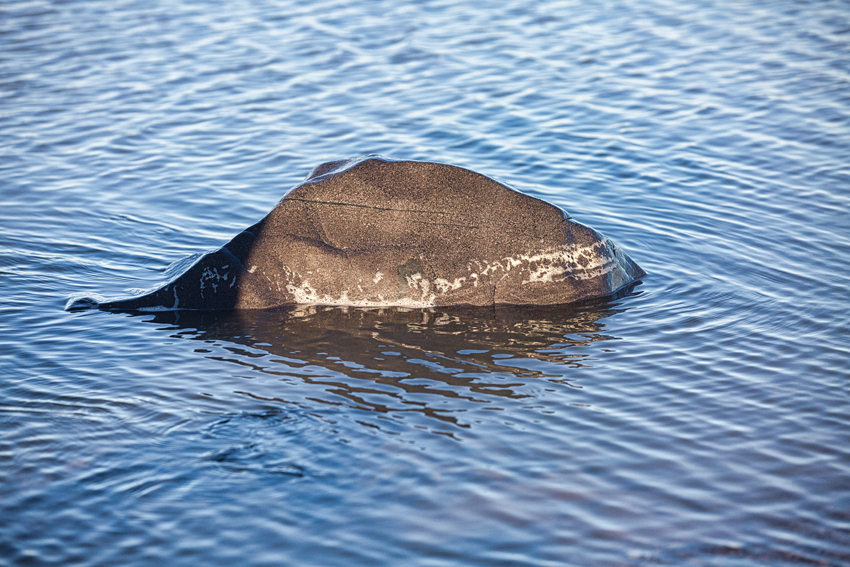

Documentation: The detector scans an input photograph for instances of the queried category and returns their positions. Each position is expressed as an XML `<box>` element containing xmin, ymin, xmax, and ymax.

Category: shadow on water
<box><xmin>136</xmin><ymin>290</ymin><xmax>640</xmax><ymax>426</ymax></box>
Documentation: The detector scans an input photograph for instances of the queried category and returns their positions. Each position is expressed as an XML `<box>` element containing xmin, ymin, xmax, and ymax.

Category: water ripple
<box><xmin>2</xmin><ymin>0</ymin><xmax>849</xmax><ymax>565</ymax></box>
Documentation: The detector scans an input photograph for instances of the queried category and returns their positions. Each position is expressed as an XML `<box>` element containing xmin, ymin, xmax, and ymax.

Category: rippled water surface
<box><xmin>2</xmin><ymin>0</ymin><xmax>849</xmax><ymax>565</ymax></box>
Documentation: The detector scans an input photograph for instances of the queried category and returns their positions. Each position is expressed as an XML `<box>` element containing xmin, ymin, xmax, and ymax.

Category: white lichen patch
<box><xmin>466</xmin><ymin>242</ymin><xmax>618</xmax><ymax>285</ymax></box>
<box><xmin>273</xmin><ymin>240</ymin><xmax>625</xmax><ymax>308</ymax></box>
<box><xmin>434</xmin><ymin>276</ymin><xmax>466</xmax><ymax>294</ymax></box>
<box><xmin>199</xmin><ymin>266</ymin><xmax>230</xmax><ymax>297</ymax></box>
<box><xmin>138</xmin><ymin>285</ymin><xmax>182</xmax><ymax>311</ymax></box>
<box><xmin>404</xmin><ymin>272</ymin><xmax>436</xmax><ymax>305</ymax></box>
<box><xmin>443</xmin><ymin>243</ymin><xmax>619</xmax><ymax>291</ymax></box>
<box><xmin>285</xmin><ymin>278</ymin><xmax>436</xmax><ymax>308</ymax></box>
<box><xmin>520</xmin><ymin>242</ymin><xmax>613</xmax><ymax>284</ymax></box>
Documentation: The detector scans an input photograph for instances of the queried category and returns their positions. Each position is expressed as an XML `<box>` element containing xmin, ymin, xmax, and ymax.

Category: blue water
<box><xmin>2</xmin><ymin>0</ymin><xmax>849</xmax><ymax>565</ymax></box>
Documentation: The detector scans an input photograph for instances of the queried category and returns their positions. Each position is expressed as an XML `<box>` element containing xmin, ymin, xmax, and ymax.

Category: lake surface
<box><xmin>2</xmin><ymin>0</ymin><xmax>849</xmax><ymax>565</ymax></box>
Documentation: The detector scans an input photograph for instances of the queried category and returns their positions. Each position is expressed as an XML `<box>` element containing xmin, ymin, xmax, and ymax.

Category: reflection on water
<box><xmin>144</xmin><ymin>295</ymin><xmax>635</xmax><ymax>425</ymax></box>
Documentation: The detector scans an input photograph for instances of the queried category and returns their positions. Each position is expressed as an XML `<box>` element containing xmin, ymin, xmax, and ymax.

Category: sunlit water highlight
<box><xmin>1</xmin><ymin>0</ymin><xmax>849</xmax><ymax>565</ymax></box>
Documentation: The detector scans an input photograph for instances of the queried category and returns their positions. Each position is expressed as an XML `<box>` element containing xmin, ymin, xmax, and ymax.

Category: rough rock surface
<box><xmin>68</xmin><ymin>156</ymin><xmax>646</xmax><ymax>311</ymax></box>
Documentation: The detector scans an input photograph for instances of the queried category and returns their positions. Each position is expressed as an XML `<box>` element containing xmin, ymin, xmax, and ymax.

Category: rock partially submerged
<box><xmin>67</xmin><ymin>156</ymin><xmax>645</xmax><ymax>311</ymax></box>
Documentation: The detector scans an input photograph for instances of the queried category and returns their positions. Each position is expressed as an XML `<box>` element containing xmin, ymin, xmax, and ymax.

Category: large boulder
<box><xmin>68</xmin><ymin>156</ymin><xmax>645</xmax><ymax>311</ymax></box>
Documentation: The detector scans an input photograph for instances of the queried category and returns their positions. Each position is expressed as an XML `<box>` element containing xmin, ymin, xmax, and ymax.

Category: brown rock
<box><xmin>68</xmin><ymin>156</ymin><xmax>646</xmax><ymax>311</ymax></box>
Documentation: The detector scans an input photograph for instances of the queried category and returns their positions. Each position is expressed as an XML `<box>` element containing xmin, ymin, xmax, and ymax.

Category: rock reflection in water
<box><xmin>142</xmin><ymin>297</ymin><xmax>633</xmax><ymax>425</ymax></box>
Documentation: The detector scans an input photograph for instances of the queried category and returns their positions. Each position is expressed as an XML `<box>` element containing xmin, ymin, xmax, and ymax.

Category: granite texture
<box><xmin>72</xmin><ymin>156</ymin><xmax>646</xmax><ymax>311</ymax></box>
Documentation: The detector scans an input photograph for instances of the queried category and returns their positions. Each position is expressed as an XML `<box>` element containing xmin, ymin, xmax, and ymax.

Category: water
<box><xmin>1</xmin><ymin>0</ymin><xmax>849</xmax><ymax>565</ymax></box>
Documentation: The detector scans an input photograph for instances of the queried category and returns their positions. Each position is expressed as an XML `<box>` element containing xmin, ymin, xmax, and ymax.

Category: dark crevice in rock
<box><xmin>284</xmin><ymin>197</ymin><xmax>457</xmax><ymax>216</ymax></box>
